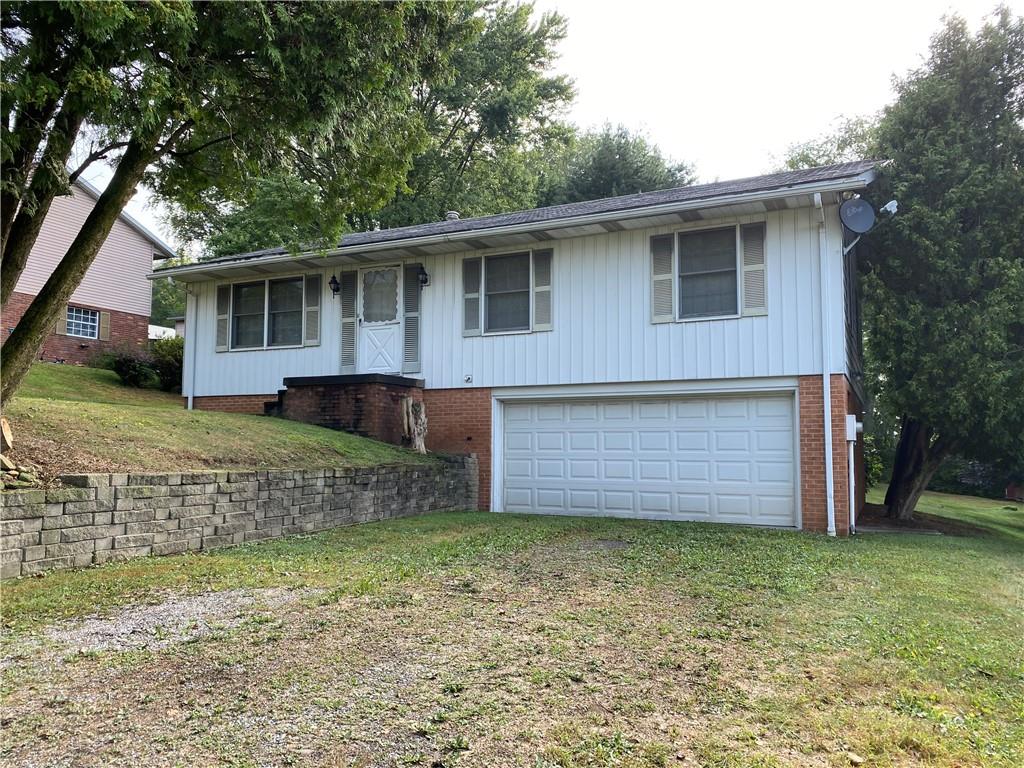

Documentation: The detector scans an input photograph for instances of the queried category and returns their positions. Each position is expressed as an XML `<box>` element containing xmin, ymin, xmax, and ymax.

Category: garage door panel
<box><xmin>502</xmin><ymin>393</ymin><xmax>796</xmax><ymax>527</ymax></box>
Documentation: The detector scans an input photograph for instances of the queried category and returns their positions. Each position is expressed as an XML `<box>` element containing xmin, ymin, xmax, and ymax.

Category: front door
<box><xmin>357</xmin><ymin>265</ymin><xmax>403</xmax><ymax>374</ymax></box>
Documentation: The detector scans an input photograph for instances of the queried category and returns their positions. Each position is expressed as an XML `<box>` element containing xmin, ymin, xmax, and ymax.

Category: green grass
<box><xmin>4</xmin><ymin>363</ymin><xmax>431</xmax><ymax>476</ymax></box>
<box><xmin>2</xmin><ymin>492</ymin><xmax>1022</xmax><ymax>766</ymax></box>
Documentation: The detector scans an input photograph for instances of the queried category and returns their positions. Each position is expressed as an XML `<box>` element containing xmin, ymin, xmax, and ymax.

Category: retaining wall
<box><xmin>0</xmin><ymin>457</ymin><xmax>477</xmax><ymax>578</ymax></box>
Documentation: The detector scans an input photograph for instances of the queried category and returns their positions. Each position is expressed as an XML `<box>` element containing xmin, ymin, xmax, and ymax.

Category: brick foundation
<box><xmin>423</xmin><ymin>387</ymin><xmax>492</xmax><ymax>510</ymax></box>
<box><xmin>798</xmin><ymin>374</ymin><xmax>861</xmax><ymax>535</ymax></box>
<box><xmin>2</xmin><ymin>290</ymin><xmax>148</xmax><ymax>366</ymax></box>
<box><xmin>273</xmin><ymin>374</ymin><xmax>424</xmax><ymax>446</ymax></box>
<box><xmin>190</xmin><ymin>394</ymin><xmax>275</xmax><ymax>414</ymax></box>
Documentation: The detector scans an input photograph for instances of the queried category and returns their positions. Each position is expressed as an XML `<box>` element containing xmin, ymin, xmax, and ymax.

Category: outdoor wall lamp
<box><xmin>328</xmin><ymin>274</ymin><xmax>340</xmax><ymax>297</ymax></box>
<box><xmin>417</xmin><ymin>265</ymin><xmax>430</xmax><ymax>287</ymax></box>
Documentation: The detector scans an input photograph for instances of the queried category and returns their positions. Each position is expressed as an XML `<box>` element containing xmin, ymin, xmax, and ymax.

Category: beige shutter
<box><xmin>215</xmin><ymin>285</ymin><xmax>230</xmax><ymax>351</ymax></box>
<box><xmin>303</xmin><ymin>274</ymin><xmax>321</xmax><ymax>346</ymax></box>
<box><xmin>462</xmin><ymin>257</ymin><xmax>481</xmax><ymax>336</ymax></box>
<box><xmin>98</xmin><ymin>311</ymin><xmax>111</xmax><ymax>341</ymax></box>
<box><xmin>340</xmin><ymin>272</ymin><xmax>357</xmax><ymax>373</ymax></box>
<box><xmin>741</xmin><ymin>222</ymin><xmax>767</xmax><ymax>316</ymax></box>
<box><xmin>650</xmin><ymin>234</ymin><xmax>675</xmax><ymax>323</ymax></box>
<box><xmin>54</xmin><ymin>308</ymin><xmax>68</xmax><ymax>335</ymax></box>
<box><xmin>532</xmin><ymin>249</ymin><xmax>553</xmax><ymax>331</ymax></box>
<box><xmin>402</xmin><ymin>263</ymin><xmax>421</xmax><ymax>373</ymax></box>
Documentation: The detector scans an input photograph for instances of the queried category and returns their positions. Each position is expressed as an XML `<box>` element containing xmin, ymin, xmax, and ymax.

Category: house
<box><xmin>152</xmin><ymin>161</ymin><xmax>876</xmax><ymax>536</ymax></box>
<box><xmin>2</xmin><ymin>178</ymin><xmax>175</xmax><ymax>364</ymax></box>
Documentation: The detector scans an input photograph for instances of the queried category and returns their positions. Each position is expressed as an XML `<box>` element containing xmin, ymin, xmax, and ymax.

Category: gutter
<box><xmin>148</xmin><ymin>171</ymin><xmax>877</xmax><ymax>281</ymax></box>
<box><xmin>814</xmin><ymin>193</ymin><xmax>837</xmax><ymax>537</ymax></box>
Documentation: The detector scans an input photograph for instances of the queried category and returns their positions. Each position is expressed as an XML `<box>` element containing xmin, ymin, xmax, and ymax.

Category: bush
<box><xmin>863</xmin><ymin>434</ymin><xmax>886</xmax><ymax>489</ymax></box>
<box><xmin>111</xmin><ymin>349</ymin><xmax>158</xmax><ymax>388</ymax></box>
<box><xmin>150</xmin><ymin>336</ymin><xmax>184</xmax><ymax>392</ymax></box>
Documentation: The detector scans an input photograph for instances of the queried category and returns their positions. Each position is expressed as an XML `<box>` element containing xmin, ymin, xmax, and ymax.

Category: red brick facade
<box><xmin>275</xmin><ymin>376</ymin><xmax>424</xmax><ymax>446</ymax></box>
<box><xmin>797</xmin><ymin>374</ymin><xmax>863</xmax><ymax>535</ymax></box>
<box><xmin>2</xmin><ymin>290</ymin><xmax>148</xmax><ymax>366</ymax></box>
<box><xmin>423</xmin><ymin>387</ymin><xmax>492</xmax><ymax>510</ymax></box>
<box><xmin>190</xmin><ymin>394</ymin><xmax>275</xmax><ymax>414</ymax></box>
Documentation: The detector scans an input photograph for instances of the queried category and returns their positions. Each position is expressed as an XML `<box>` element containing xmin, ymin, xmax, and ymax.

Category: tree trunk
<box><xmin>0</xmin><ymin>106</ymin><xmax>86</xmax><ymax>305</ymax></box>
<box><xmin>1</xmin><ymin>98</ymin><xmax>62</xmax><ymax>251</ymax></box>
<box><xmin>883</xmin><ymin>416</ymin><xmax>954</xmax><ymax>520</ymax></box>
<box><xmin>0</xmin><ymin>134</ymin><xmax>157</xmax><ymax>403</ymax></box>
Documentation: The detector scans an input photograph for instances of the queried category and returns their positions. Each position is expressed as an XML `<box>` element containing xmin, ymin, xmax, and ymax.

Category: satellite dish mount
<box><xmin>838</xmin><ymin>196</ymin><xmax>897</xmax><ymax>255</ymax></box>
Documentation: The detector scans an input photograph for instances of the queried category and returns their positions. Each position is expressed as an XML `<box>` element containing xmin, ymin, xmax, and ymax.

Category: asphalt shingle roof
<box><xmin>187</xmin><ymin>160</ymin><xmax>879</xmax><ymax>267</ymax></box>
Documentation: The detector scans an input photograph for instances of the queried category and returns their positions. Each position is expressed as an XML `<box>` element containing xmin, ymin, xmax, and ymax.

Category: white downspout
<box><xmin>815</xmin><ymin>193</ymin><xmax>837</xmax><ymax>536</ymax></box>
<box><xmin>185</xmin><ymin>284</ymin><xmax>197</xmax><ymax>410</ymax></box>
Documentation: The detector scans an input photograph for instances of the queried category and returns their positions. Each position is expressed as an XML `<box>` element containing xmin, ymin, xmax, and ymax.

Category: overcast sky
<box><xmin>108</xmin><ymin>0</ymin><xmax>1021</xmax><ymax>250</ymax></box>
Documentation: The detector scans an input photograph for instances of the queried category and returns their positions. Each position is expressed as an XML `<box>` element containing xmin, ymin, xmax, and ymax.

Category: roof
<box><xmin>153</xmin><ymin>160</ymin><xmax>878</xmax><ymax>280</ymax></box>
<box><xmin>74</xmin><ymin>177</ymin><xmax>176</xmax><ymax>259</ymax></box>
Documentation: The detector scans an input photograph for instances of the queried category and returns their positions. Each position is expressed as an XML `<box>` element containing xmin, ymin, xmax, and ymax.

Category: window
<box><xmin>226</xmin><ymin>276</ymin><xmax>316</xmax><ymax>350</ymax></box>
<box><xmin>66</xmin><ymin>306</ymin><xmax>99</xmax><ymax>339</ymax></box>
<box><xmin>268</xmin><ymin>277</ymin><xmax>303</xmax><ymax>346</ymax></box>
<box><xmin>677</xmin><ymin>227</ymin><xmax>738</xmax><ymax>319</ymax></box>
<box><xmin>231</xmin><ymin>282</ymin><xmax>266</xmax><ymax>348</ymax></box>
<box><xmin>485</xmin><ymin>252</ymin><xmax>531</xmax><ymax>332</ymax></box>
<box><xmin>462</xmin><ymin>249</ymin><xmax>553</xmax><ymax>336</ymax></box>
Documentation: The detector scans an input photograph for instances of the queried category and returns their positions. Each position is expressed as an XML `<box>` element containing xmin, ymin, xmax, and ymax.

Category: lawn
<box><xmin>3</xmin><ymin>363</ymin><xmax>431</xmax><ymax>479</ymax></box>
<box><xmin>1</xmin><ymin>492</ymin><xmax>1021</xmax><ymax>767</ymax></box>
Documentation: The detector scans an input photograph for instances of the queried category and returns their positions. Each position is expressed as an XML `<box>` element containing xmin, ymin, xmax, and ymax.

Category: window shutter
<box><xmin>532</xmin><ymin>249</ymin><xmax>553</xmax><ymax>331</ymax></box>
<box><xmin>340</xmin><ymin>272</ymin><xmax>357</xmax><ymax>373</ymax></box>
<box><xmin>650</xmin><ymin>234</ymin><xmax>675</xmax><ymax>323</ymax></box>
<box><xmin>741</xmin><ymin>223</ymin><xmax>767</xmax><ymax>316</ymax></box>
<box><xmin>215</xmin><ymin>285</ymin><xmax>230</xmax><ymax>351</ymax></box>
<box><xmin>54</xmin><ymin>309</ymin><xmax>68</xmax><ymax>336</ymax></box>
<box><xmin>303</xmin><ymin>274</ymin><xmax>321</xmax><ymax>346</ymax></box>
<box><xmin>402</xmin><ymin>263</ymin><xmax>421</xmax><ymax>373</ymax></box>
<box><xmin>98</xmin><ymin>311</ymin><xmax>111</xmax><ymax>341</ymax></box>
<box><xmin>462</xmin><ymin>257</ymin><xmax>481</xmax><ymax>336</ymax></box>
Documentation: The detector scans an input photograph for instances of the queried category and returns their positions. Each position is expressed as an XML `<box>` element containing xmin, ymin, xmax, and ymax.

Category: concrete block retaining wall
<box><xmin>0</xmin><ymin>457</ymin><xmax>477</xmax><ymax>579</ymax></box>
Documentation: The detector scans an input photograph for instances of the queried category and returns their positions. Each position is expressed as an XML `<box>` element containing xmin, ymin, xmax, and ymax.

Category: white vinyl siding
<box><xmin>181</xmin><ymin>206</ymin><xmax>850</xmax><ymax>398</ymax></box>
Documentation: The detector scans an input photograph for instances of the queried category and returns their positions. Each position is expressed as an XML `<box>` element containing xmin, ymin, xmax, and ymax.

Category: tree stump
<box><xmin>401</xmin><ymin>397</ymin><xmax>428</xmax><ymax>454</ymax></box>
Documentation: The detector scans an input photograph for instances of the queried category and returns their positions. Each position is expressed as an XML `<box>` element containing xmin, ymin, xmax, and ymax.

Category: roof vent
<box><xmin>444</xmin><ymin>210</ymin><xmax>460</xmax><ymax>221</ymax></box>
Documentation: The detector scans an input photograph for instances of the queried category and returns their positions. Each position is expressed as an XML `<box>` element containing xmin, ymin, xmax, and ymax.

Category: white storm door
<box><xmin>357</xmin><ymin>265</ymin><xmax>403</xmax><ymax>374</ymax></box>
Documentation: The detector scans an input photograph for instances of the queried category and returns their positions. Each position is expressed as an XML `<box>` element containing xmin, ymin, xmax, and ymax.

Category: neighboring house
<box><xmin>153</xmin><ymin>161</ymin><xmax>876</xmax><ymax>536</ymax></box>
<box><xmin>167</xmin><ymin>315</ymin><xmax>186</xmax><ymax>338</ymax></box>
<box><xmin>2</xmin><ymin>178</ymin><xmax>175</xmax><ymax>365</ymax></box>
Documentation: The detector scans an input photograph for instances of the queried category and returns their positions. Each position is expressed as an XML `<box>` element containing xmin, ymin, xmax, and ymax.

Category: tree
<box><xmin>150</xmin><ymin>257</ymin><xmax>189</xmax><ymax>327</ymax></box>
<box><xmin>368</xmin><ymin>0</ymin><xmax>573</xmax><ymax>228</ymax></box>
<box><xmin>168</xmin><ymin>1</ymin><xmax>572</xmax><ymax>257</ymax></box>
<box><xmin>779</xmin><ymin>115</ymin><xmax>877</xmax><ymax>170</ymax></box>
<box><xmin>537</xmin><ymin>123</ymin><xmax>695</xmax><ymax>207</ymax></box>
<box><xmin>865</xmin><ymin>9</ymin><xmax>1024</xmax><ymax>519</ymax></box>
<box><xmin>1</xmin><ymin>0</ymin><xmax>462</xmax><ymax>403</ymax></box>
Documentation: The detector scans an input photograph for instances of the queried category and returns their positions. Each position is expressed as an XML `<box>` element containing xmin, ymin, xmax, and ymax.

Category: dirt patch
<box><xmin>46</xmin><ymin>588</ymin><xmax>309</xmax><ymax>653</ymax></box>
<box><xmin>858</xmin><ymin>502</ymin><xmax>989</xmax><ymax>536</ymax></box>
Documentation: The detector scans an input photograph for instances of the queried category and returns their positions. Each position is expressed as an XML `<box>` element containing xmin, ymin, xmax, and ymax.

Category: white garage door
<box><xmin>501</xmin><ymin>394</ymin><xmax>797</xmax><ymax>526</ymax></box>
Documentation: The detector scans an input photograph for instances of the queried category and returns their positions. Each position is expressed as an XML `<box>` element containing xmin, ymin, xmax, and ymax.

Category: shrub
<box><xmin>111</xmin><ymin>349</ymin><xmax>158</xmax><ymax>388</ymax></box>
<box><xmin>150</xmin><ymin>336</ymin><xmax>184</xmax><ymax>392</ymax></box>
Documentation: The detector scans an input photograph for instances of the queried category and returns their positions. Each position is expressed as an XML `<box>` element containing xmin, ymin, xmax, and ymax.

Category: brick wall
<box><xmin>0</xmin><ymin>458</ymin><xmax>478</xmax><ymax>579</ymax></box>
<box><xmin>275</xmin><ymin>376</ymin><xmax>424</xmax><ymax>446</ymax></box>
<box><xmin>423</xmin><ymin>387</ymin><xmax>492</xmax><ymax>510</ymax></box>
<box><xmin>2</xmin><ymin>290</ymin><xmax>148</xmax><ymax>366</ymax></box>
<box><xmin>190</xmin><ymin>394</ymin><xmax>276</xmax><ymax>414</ymax></box>
<box><xmin>798</xmin><ymin>374</ymin><xmax>858</xmax><ymax>535</ymax></box>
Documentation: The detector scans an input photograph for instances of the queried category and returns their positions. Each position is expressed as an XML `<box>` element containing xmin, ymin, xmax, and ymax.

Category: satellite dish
<box><xmin>839</xmin><ymin>198</ymin><xmax>876</xmax><ymax>234</ymax></box>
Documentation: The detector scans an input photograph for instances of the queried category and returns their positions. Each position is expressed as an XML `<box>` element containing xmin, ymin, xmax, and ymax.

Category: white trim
<box><xmin>815</xmin><ymin>193</ymin><xmax>838</xmax><ymax>536</ymax></box>
<box><xmin>490</xmin><ymin>396</ymin><xmax>504</xmax><ymax>513</ymax></box>
<box><xmin>151</xmin><ymin>171</ymin><xmax>877</xmax><ymax>281</ymax></box>
<box><xmin>491</xmin><ymin>377</ymin><xmax>798</xmax><ymax>401</ymax></box>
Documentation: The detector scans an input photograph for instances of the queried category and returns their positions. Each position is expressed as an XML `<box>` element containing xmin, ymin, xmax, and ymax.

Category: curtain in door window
<box><xmin>362</xmin><ymin>269</ymin><xmax>398</xmax><ymax>323</ymax></box>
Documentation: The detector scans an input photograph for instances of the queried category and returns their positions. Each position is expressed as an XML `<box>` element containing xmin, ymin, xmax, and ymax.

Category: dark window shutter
<box><xmin>462</xmin><ymin>257</ymin><xmax>481</xmax><ymax>336</ymax></box>
<box><xmin>402</xmin><ymin>263</ymin><xmax>421</xmax><ymax>373</ymax></box>
<box><xmin>339</xmin><ymin>272</ymin><xmax>357</xmax><ymax>372</ymax></box>
<box><xmin>215</xmin><ymin>285</ymin><xmax>230</xmax><ymax>351</ymax></box>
